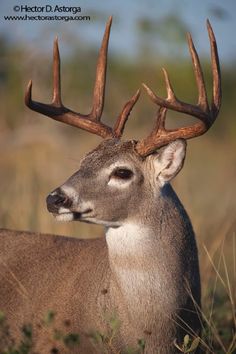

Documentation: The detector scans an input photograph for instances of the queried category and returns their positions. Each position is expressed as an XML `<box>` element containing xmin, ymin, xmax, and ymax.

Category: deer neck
<box><xmin>105</xmin><ymin>185</ymin><xmax>185</xmax><ymax>320</ymax></box>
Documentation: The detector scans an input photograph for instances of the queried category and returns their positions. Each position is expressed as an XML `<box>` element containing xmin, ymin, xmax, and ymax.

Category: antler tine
<box><xmin>136</xmin><ymin>21</ymin><xmax>221</xmax><ymax>157</ymax></box>
<box><xmin>162</xmin><ymin>68</ymin><xmax>176</xmax><ymax>101</ymax></box>
<box><xmin>25</xmin><ymin>38</ymin><xmax>64</xmax><ymax>115</ymax></box>
<box><xmin>89</xmin><ymin>16</ymin><xmax>112</xmax><ymax>121</ymax></box>
<box><xmin>187</xmin><ymin>32</ymin><xmax>209</xmax><ymax>113</ymax></box>
<box><xmin>135</xmin><ymin>107</ymin><xmax>169</xmax><ymax>155</ymax></box>
<box><xmin>207</xmin><ymin>19</ymin><xmax>221</xmax><ymax>117</ymax></box>
<box><xmin>142</xmin><ymin>62</ymin><xmax>209</xmax><ymax>121</ymax></box>
<box><xmin>113</xmin><ymin>89</ymin><xmax>141</xmax><ymax>138</ymax></box>
<box><xmin>52</xmin><ymin>37</ymin><xmax>62</xmax><ymax>106</ymax></box>
<box><xmin>25</xmin><ymin>17</ymin><xmax>141</xmax><ymax>139</ymax></box>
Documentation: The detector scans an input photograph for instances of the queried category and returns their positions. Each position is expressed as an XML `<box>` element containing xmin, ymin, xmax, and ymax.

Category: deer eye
<box><xmin>112</xmin><ymin>168</ymin><xmax>133</xmax><ymax>180</ymax></box>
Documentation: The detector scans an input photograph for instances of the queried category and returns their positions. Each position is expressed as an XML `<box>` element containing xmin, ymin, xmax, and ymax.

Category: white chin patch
<box><xmin>54</xmin><ymin>213</ymin><xmax>74</xmax><ymax>222</ymax></box>
<box><xmin>58</xmin><ymin>207</ymin><xmax>71</xmax><ymax>214</ymax></box>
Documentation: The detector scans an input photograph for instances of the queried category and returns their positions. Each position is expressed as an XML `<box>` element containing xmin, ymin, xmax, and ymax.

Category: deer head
<box><xmin>25</xmin><ymin>17</ymin><xmax>221</xmax><ymax>227</ymax></box>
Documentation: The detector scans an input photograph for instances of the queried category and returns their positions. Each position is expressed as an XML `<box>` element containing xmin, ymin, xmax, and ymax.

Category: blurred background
<box><xmin>0</xmin><ymin>0</ymin><xmax>235</xmax><ymax>349</ymax></box>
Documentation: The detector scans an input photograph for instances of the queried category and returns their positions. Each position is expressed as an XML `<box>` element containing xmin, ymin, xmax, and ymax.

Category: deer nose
<box><xmin>46</xmin><ymin>189</ymin><xmax>72</xmax><ymax>213</ymax></box>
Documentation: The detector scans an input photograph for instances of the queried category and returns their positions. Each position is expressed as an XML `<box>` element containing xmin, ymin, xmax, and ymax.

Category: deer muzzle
<box><xmin>46</xmin><ymin>188</ymin><xmax>73</xmax><ymax>214</ymax></box>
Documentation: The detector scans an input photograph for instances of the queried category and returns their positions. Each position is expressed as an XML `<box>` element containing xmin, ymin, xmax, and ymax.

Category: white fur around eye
<box><xmin>104</xmin><ymin>162</ymin><xmax>134</xmax><ymax>188</ymax></box>
<box><xmin>108</xmin><ymin>176</ymin><xmax>133</xmax><ymax>188</ymax></box>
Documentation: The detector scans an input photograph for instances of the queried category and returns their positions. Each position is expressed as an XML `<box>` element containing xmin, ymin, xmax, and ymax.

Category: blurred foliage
<box><xmin>0</xmin><ymin>36</ymin><xmax>25</xmax><ymax>131</ymax></box>
<box><xmin>0</xmin><ymin>310</ymin><xmax>81</xmax><ymax>353</ymax></box>
<box><xmin>208</xmin><ymin>5</ymin><xmax>230</xmax><ymax>21</ymax></box>
<box><xmin>137</xmin><ymin>14</ymin><xmax>188</xmax><ymax>56</ymax></box>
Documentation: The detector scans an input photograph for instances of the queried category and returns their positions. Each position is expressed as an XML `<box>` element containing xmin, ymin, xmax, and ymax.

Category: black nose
<box><xmin>46</xmin><ymin>189</ymin><xmax>72</xmax><ymax>213</ymax></box>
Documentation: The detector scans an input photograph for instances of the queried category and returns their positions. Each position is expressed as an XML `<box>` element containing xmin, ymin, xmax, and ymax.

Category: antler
<box><xmin>136</xmin><ymin>20</ymin><xmax>221</xmax><ymax>156</ymax></box>
<box><xmin>25</xmin><ymin>17</ymin><xmax>140</xmax><ymax>139</ymax></box>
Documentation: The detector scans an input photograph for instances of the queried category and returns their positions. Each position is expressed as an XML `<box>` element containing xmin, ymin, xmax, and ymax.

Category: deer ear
<box><xmin>153</xmin><ymin>139</ymin><xmax>187</xmax><ymax>186</ymax></box>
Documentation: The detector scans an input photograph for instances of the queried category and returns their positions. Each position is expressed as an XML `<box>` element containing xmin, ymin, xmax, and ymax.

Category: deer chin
<box><xmin>54</xmin><ymin>212</ymin><xmax>75</xmax><ymax>222</ymax></box>
<box><xmin>54</xmin><ymin>209</ymin><xmax>121</xmax><ymax>227</ymax></box>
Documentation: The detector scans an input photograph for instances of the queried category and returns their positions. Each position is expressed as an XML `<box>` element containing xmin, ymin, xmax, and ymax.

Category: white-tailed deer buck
<box><xmin>0</xmin><ymin>17</ymin><xmax>221</xmax><ymax>353</ymax></box>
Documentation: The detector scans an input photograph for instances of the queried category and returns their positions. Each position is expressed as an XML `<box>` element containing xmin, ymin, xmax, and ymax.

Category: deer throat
<box><xmin>105</xmin><ymin>222</ymin><xmax>175</xmax><ymax>322</ymax></box>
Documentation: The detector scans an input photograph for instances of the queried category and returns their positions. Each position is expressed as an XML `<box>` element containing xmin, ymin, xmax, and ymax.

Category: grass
<box><xmin>199</xmin><ymin>238</ymin><xmax>236</xmax><ymax>353</ymax></box>
<box><xmin>0</xmin><ymin>310</ymin><xmax>80</xmax><ymax>354</ymax></box>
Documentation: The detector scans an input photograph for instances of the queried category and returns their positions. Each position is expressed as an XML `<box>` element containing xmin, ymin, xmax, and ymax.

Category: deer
<box><xmin>0</xmin><ymin>17</ymin><xmax>221</xmax><ymax>354</ymax></box>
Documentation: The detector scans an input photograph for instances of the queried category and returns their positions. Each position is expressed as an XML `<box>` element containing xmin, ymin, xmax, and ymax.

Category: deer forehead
<box><xmin>65</xmin><ymin>139</ymin><xmax>168</xmax><ymax>191</ymax></box>
<box><xmin>77</xmin><ymin>139</ymin><xmax>143</xmax><ymax>176</ymax></box>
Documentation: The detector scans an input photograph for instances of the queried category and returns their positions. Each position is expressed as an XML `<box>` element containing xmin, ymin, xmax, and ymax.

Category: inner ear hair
<box><xmin>157</xmin><ymin>139</ymin><xmax>187</xmax><ymax>185</ymax></box>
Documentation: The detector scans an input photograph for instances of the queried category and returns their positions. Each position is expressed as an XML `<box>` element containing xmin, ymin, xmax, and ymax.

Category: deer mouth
<box><xmin>53</xmin><ymin>209</ymin><xmax>93</xmax><ymax>222</ymax></box>
<box><xmin>72</xmin><ymin>209</ymin><xmax>93</xmax><ymax>220</ymax></box>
